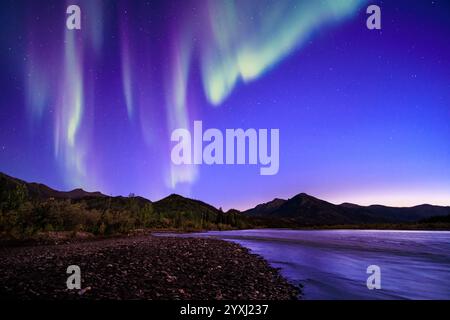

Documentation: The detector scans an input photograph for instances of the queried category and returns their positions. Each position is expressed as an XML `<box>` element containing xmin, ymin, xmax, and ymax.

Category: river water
<box><xmin>156</xmin><ymin>229</ymin><xmax>450</xmax><ymax>300</ymax></box>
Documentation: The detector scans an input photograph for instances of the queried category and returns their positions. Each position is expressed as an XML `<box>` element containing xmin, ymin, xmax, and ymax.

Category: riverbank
<box><xmin>0</xmin><ymin>235</ymin><xmax>300</xmax><ymax>300</ymax></box>
<box><xmin>184</xmin><ymin>229</ymin><xmax>450</xmax><ymax>299</ymax></box>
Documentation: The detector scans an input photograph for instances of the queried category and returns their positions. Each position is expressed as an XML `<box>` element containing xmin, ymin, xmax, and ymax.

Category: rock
<box><xmin>0</xmin><ymin>235</ymin><xmax>300</xmax><ymax>300</ymax></box>
<box><xmin>78</xmin><ymin>287</ymin><xmax>92</xmax><ymax>296</ymax></box>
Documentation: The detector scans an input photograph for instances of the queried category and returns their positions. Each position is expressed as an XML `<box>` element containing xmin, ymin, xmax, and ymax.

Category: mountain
<box><xmin>153</xmin><ymin>194</ymin><xmax>221</xmax><ymax>220</ymax></box>
<box><xmin>2</xmin><ymin>171</ymin><xmax>450</xmax><ymax>227</ymax></box>
<box><xmin>358</xmin><ymin>204</ymin><xmax>450</xmax><ymax>222</ymax></box>
<box><xmin>0</xmin><ymin>172</ymin><xmax>224</xmax><ymax>223</ymax></box>
<box><xmin>0</xmin><ymin>172</ymin><xmax>251</xmax><ymax>238</ymax></box>
<box><xmin>0</xmin><ymin>172</ymin><xmax>156</xmax><ymax>214</ymax></box>
<box><xmin>420</xmin><ymin>214</ymin><xmax>450</xmax><ymax>224</ymax></box>
<box><xmin>152</xmin><ymin>194</ymin><xmax>251</xmax><ymax>228</ymax></box>
<box><xmin>243</xmin><ymin>193</ymin><xmax>450</xmax><ymax>225</ymax></box>
<box><xmin>0</xmin><ymin>172</ymin><xmax>105</xmax><ymax>200</ymax></box>
<box><xmin>244</xmin><ymin>198</ymin><xmax>286</xmax><ymax>216</ymax></box>
<box><xmin>244</xmin><ymin>193</ymin><xmax>384</xmax><ymax>225</ymax></box>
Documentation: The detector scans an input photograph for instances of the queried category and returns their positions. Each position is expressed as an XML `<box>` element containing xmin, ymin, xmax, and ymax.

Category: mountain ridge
<box><xmin>243</xmin><ymin>193</ymin><xmax>450</xmax><ymax>225</ymax></box>
<box><xmin>0</xmin><ymin>172</ymin><xmax>106</xmax><ymax>200</ymax></box>
<box><xmin>2</xmin><ymin>171</ymin><xmax>450</xmax><ymax>226</ymax></box>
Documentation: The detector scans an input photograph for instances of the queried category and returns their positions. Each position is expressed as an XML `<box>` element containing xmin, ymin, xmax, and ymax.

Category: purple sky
<box><xmin>1</xmin><ymin>0</ymin><xmax>449</xmax><ymax>210</ymax></box>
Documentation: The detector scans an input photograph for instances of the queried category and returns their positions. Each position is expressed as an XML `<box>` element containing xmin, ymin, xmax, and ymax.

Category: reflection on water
<box><xmin>155</xmin><ymin>229</ymin><xmax>450</xmax><ymax>300</ymax></box>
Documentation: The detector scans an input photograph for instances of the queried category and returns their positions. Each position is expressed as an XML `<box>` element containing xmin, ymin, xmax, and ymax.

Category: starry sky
<box><xmin>0</xmin><ymin>0</ymin><xmax>449</xmax><ymax>210</ymax></box>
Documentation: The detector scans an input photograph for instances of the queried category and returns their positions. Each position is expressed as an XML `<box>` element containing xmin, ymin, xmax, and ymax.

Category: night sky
<box><xmin>0</xmin><ymin>0</ymin><xmax>449</xmax><ymax>210</ymax></box>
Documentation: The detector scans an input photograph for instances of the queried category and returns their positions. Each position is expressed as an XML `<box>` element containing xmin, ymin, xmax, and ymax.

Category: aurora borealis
<box><xmin>1</xmin><ymin>0</ymin><xmax>450</xmax><ymax>210</ymax></box>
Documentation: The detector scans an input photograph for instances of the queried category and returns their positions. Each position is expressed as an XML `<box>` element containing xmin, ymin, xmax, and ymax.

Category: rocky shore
<box><xmin>0</xmin><ymin>235</ymin><xmax>299</xmax><ymax>300</ymax></box>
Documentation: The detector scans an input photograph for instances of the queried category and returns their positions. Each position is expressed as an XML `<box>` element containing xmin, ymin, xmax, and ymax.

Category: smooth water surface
<box><xmin>155</xmin><ymin>229</ymin><xmax>450</xmax><ymax>299</ymax></box>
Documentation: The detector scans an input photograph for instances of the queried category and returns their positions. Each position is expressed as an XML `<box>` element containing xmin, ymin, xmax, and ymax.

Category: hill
<box><xmin>2</xmin><ymin>171</ymin><xmax>450</xmax><ymax>238</ymax></box>
<box><xmin>243</xmin><ymin>193</ymin><xmax>450</xmax><ymax>226</ymax></box>
<box><xmin>0</xmin><ymin>172</ymin><xmax>105</xmax><ymax>200</ymax></box>
<box><xmin>0</xmin><ymin>172</ymin><xmax>248</xmax><ymax>239</ymax></box>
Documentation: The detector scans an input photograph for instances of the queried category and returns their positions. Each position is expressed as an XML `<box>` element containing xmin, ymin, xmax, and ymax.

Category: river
<box><xmin>156</xmin><ymin>229</ymin><xmax>450</xmax><ymax>300</ymax></box>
